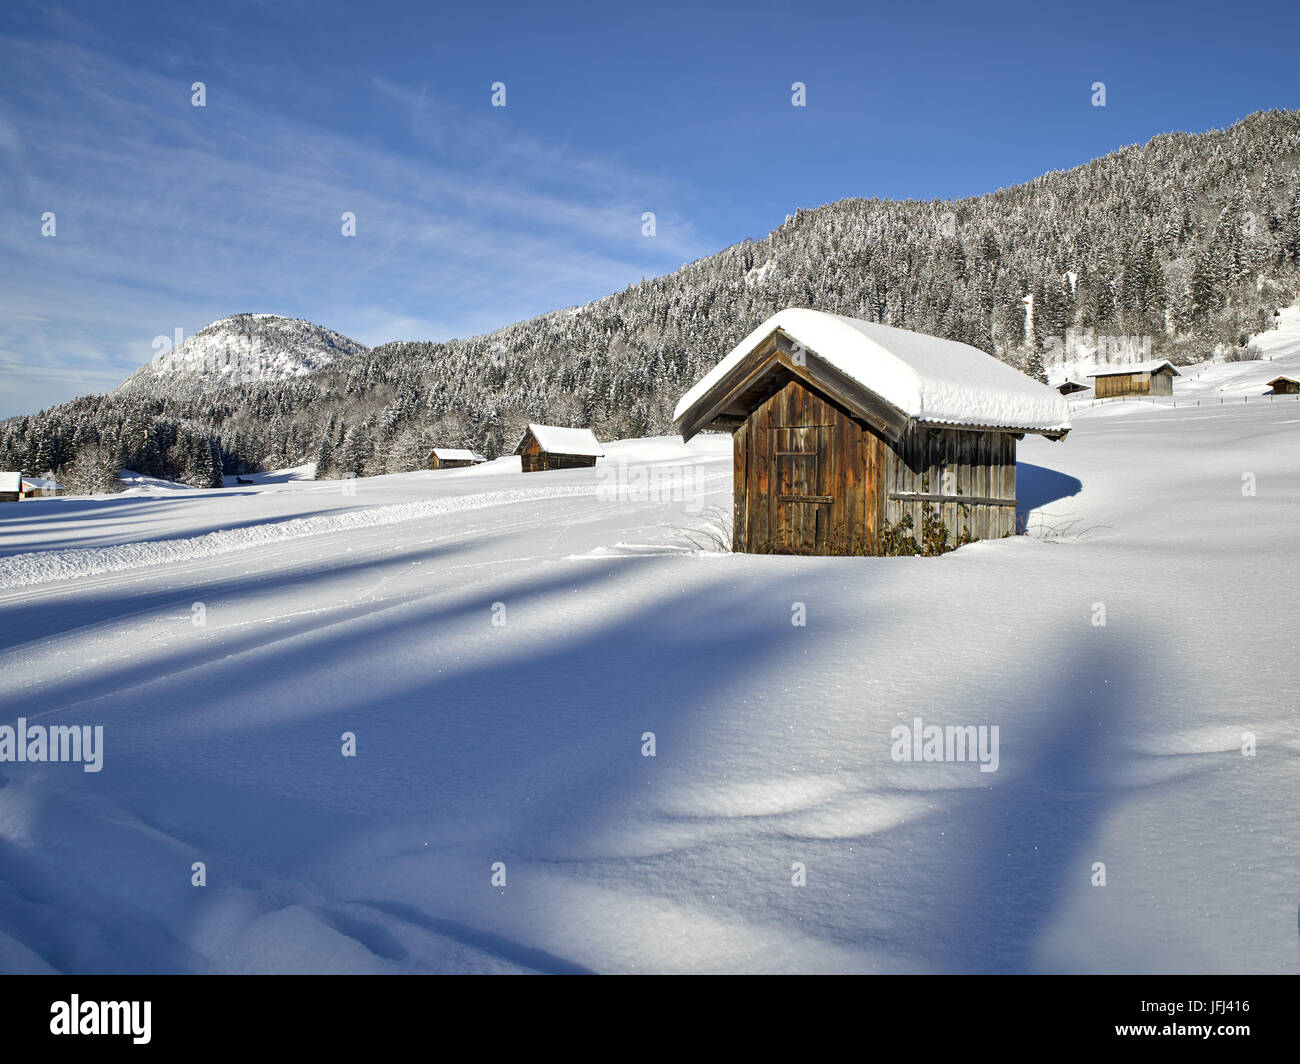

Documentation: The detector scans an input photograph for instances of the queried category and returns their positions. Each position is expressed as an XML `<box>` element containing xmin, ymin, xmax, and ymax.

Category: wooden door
<box><xmin>773</xmin><ymin>426</ymin><xmax>831</xmax><ymax>553</ymax></box>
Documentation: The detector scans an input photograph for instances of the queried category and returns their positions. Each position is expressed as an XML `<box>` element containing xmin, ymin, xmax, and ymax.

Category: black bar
<box><xmin>0</xmin><ymin>974</ymin><xmax>1291</xmax><ymax>1052</ymax></box>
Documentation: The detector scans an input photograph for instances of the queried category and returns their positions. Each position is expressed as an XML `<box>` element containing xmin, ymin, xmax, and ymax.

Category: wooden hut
<box><xmin>673</xmin><ymin>309</ymin><xmax>1070</xmax><ymax>556</ymax></box>
<box><xmin>1267</xmin><ymin>374</ymin><xmax>1299</xmax><ymax>395</ymax></box>
<box><xmin>1087</xmin><ymin>360</ymin><xmax>1179</xmax><ymax>398</ymax></box>
<box><xmin>428</xmin><ymin>447</ymin><xmax>482</xmax><ymax>470</ymax></box>
<box><xmin>1057</xmin><ymin>378</ymin><xmax>1090</xmax><ymax>396</ymax></box>
<box><xmin>0</xmin><ymin>472</ymin><xmax>20</xmax><ymax>503</ymax></box>
<box><xmin>514</xmin><ymin>424</ymin><xmax>604</xmax><ymax>473</ymax></box>
<box><xmin>19</xmin><ymin>476</ymin><xmax>61</xmax><ymax>498</ymax></box>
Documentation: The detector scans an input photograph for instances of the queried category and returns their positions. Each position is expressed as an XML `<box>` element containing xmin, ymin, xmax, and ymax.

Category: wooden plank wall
<box><xmin>1094</xmin><ymin>372</ymin><xmax>1151</xmax><ymax>398</ymax></box>
<box><xmin>884</xmin><ymin>426</ymin><xmax>1018</xmax><ymax>545</ymax></box>
<box><xmin>542</xmin><ymin>454</ymin><xmax>598</xmax><ymax>470</ymax></box>
<box><xmin>519</xmin><ymin>434</ymin><xmax>545</xmax><ymax>473</ymax></box>
<box><xmin>733</xmin><ymin>377</ymin><xmax>885</xmax><ymax>554</ymax></box>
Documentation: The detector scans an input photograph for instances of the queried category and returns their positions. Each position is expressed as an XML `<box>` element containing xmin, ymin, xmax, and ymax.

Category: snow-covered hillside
<box><xmin>1163</xmin><ymin>303</ymin><xmax>1300</xmax><ymax>399</ymax></box>
<box><xmin>118</xmin><ymin>314</ymin><xmax>369</xmax><ymax>393</ymax></box>
<box><xmin>0</xmin><ymin>402</ymin><xmax>1296</xmax><ymax>973</ymax></box>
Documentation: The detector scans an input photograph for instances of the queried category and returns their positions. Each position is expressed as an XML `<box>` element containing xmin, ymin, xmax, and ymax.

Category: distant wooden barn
<box><xmin>1088</xmin><ymin>360</ymin><xmax>1180</xmax><ymax>398</ymax></box>
<box><xmin>0</xmin><ymin>471</ymin><xmax>20</xmax><ymax>503</ymax></box>
<box><xmin>1057</xmin><ymin>379</ymin><xmax>1090</xmax><ymax>396</ymax></box>
<box><xmin>515</xmin><ymin>424</ymin><xmax>604</xmax><ymax>472</ymax></box>
<box><xmin>674</xmin><ymin>309</ymin><xmax>1070</xmax><ymax>556</ymax></box>
<box><xmin>1267</xmin><ymin>374</ymin><xmax>1299</xmax><ymax>395</ymax></box>
<box><xmin>427</xmin><ymin>447</ymin><xmax>483</xmax><ymax>470</ymax></box>
<box><xmin>19</xmin><ymin>476</ymin><xmax>61</xmax><ymax>498</ymax></box>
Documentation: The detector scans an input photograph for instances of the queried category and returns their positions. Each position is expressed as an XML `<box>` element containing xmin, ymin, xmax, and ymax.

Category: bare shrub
<box><xmin>673</xmin><ymin>505</ymin><xmax>733</xmax><ymax>552</ymax></box>
<box><xmin>1224</xmin><ymin>343</ymin><xmax>1262</xmax><ymax>362</ymax></box>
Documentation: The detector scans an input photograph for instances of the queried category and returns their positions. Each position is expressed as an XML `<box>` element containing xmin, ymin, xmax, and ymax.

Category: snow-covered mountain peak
<box><xmin>121</xmin><ymin>314</ymin><xmax>369</xmax><ymax>392</ymax></box>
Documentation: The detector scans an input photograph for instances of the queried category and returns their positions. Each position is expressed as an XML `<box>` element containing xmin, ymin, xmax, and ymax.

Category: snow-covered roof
<box><xmin>516</xmin><ymin>424</ymin><xmax>604</xmax><ymax>457</ymax></box>
<box><xmin>21</xmin><ymin>476</ymin><xmax>61</xmax><ymax>490</ymax></box>
<box><xmin>430</xmin><ymin>448</ymin><xmax>477</xmax><ymax>462</ymax></box>
<box><xmin>674</xmin><ymin>309</ymin><xmax>1071</xmax><ymax>435</ymax></box>
<box><xmin>1087</xmin><ymin>360</ymin><xmax>1180</xmax><ymax>378</ymax></box>
<box><xmin>1267</xmin><ymin>373</ymin><xmax>1299</xmax><ymax>383</ymax></box>
<box><xmin>0</xmin><ymin>471</ymin><xmax>21</xmax><ymax>493</ymax></box>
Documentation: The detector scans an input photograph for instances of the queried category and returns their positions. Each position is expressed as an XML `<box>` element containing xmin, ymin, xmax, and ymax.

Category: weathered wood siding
<box><xmin>1271</xmin><ymin>378</ymin><xmax>1300</xmax><ymax>395</ymax></box>
<box><xmin>1094</xmin><ymin>372</ymin><xmax>1149</xmax><ymax>398</ymax></box>
<box><xmin>519</xmin><ymin>433</ymin><xmax>546</xmax><ymax>472</ymax></box>
<box><xmin>1149</xmin><ymin>368</ymin><xmax>1173</xmax><ymax>396</ymax></box>
<box><xmin>731</xmin><ymin>378</ymin><xmax>1019</xmax><ymax>554</ymax></box>
<box><xmin>884</xmin><ymin>426</ymin><xmax>1018</xmax><ymax>544</ymax></box>
<box><xmin>733</xmin><ymin>378</ymin><xmax>886</xmax><ymax>554</ymax></box>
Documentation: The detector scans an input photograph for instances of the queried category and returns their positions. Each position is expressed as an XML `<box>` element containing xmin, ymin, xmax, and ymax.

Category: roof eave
<box><xmin>915</xmin><ymin>418</ymin><xmax>1071</xmax><ymax>441</ymax></box>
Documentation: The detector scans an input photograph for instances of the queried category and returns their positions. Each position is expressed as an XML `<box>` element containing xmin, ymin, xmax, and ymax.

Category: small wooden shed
<box><xmin>674</xmin><ymin>309</ymin><xmax>1070</xmax><ymax>556</ymax></box>
<box><xmin>514</xmin><ymin>424</ymin><xmax>604</xmax><ymax>473</ymax></box>
<box><xmin>428</xmin><ymin>447</ymin><xmax>482</xmax><ymax>470</ymax></box>
<box><xmin>20</xmin><ymin>476</ymin><xmax>61</xmax><ymax>498</ymax></box>
<box><xmin>1057</xmin><ymin>379</ymin><xmax>1090</xmax><ymax>396</ymax></box>
<box><xmin>1088</xmin><ymin>360</ymin><xmax>1179</xmax><ymax>398</ymax></box>
<box><xmin>0</xmin><ymin>471</ymin><xmax>21</xmax><ymax>503</ymax></box>
<box><xmin>1267</xmin><ymin>374</ymin><xmax>1299</xmax><ymax>395</ymax></box>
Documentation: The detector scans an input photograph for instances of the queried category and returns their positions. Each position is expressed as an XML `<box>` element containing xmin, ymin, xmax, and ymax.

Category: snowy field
<box><xmin>1</xmin><ymin>376</ymin><xmax>1298</xmax><ymax>973</ymax></box>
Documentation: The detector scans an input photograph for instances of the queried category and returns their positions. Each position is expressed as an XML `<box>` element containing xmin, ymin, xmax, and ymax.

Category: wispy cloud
<box><xmin>0</xmin><ymin>23</ymin><xmax>710</xmax><ymax>416</ymax></box>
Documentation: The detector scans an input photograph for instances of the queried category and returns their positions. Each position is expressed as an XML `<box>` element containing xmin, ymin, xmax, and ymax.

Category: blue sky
<box><xmin>1</xmin><ymin>0</ymin><xmax>1298</xmax><ymax>417</ymax></box>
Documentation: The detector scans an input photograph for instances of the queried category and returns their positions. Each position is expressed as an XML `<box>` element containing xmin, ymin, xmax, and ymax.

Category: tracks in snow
<box><xmin>0</xmin><ymin>483</ymin><xmax>609</xmax><ymax>590</ymax></box>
